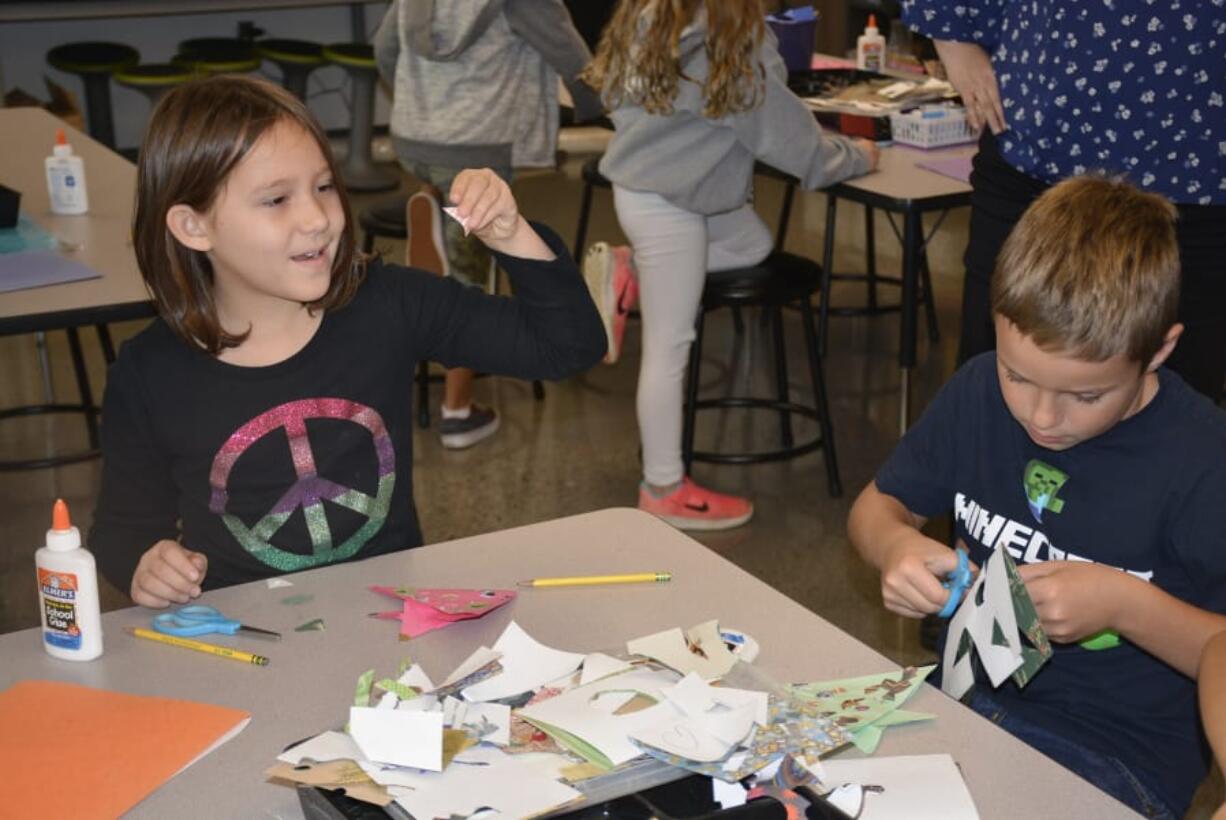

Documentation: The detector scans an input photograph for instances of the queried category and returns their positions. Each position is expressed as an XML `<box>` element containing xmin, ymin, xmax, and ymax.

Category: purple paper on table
<box><xmin>0</xmin><ymin>250</ymin><xmax>101</xmax><ymax>294</ymax></box>
<box><xmin>915</xmin><ymin>156</ymin><xmax>974</xmax><ymax>184</ymax></box>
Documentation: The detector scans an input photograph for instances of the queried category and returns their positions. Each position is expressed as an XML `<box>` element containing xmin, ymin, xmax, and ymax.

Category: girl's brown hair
<box><xmin>582</xmin><ymin>0</ymin><xmax>766</xmax><ymax>119</ymax></box>
<box><xmin>133</xmin><ymin>75</ymin><xmax>363</xmax><ymax>354</ymax></box>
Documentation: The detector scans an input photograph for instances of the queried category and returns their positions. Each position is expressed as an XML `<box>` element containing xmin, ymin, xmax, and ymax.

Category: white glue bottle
<box><xmin>45</xmin><ymin>128</ymin><xmax>89</xmax><ymax>215</ymax></box>
<box><xmin>857</xmin><ymin>14</ymin><xmax>886</xmax><ymax>73</ymax></box>
<box><xmin>35</xmin><ymin>499</ymin><xmax>103</xmax><ymax>661</ymax></box>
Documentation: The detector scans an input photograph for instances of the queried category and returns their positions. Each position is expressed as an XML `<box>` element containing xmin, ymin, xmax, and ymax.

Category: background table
<box><xmin>0</xmin><ymin>106</ymin><xmax>152</xmax><ymax>335</ymax></box>
<box><xmin>821</xmin><ymin>142</ymin><xmax>974</xmax><ymax>435</ymax></box>
<box><xmin>0</xmin><ymin>508</ymin><xmax>1139</xmax><ymax>819</ymax></box>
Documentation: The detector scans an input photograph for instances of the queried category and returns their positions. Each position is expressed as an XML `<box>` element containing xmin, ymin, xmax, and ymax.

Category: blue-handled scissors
<box><xmin>152</xmin><ymin>605</ymin><xmax>281</xmax><ymax>640</ymax></box>
<box><xmin>937</xmin><ymin>548</ymin><xmax>973</xmax><ymax>618</ymax></box>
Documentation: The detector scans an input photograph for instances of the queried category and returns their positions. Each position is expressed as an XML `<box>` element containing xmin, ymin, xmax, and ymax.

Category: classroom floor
<box><xmin>0</xmin><ymin>139</ymin><xmax>968</xmax><ymax>666</ymax></box>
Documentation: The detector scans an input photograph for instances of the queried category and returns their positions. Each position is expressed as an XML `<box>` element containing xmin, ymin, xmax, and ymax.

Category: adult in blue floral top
<box><xmin>904</xmin><ymin>0</ymin><xmax>1226</xmax><ymax>402</ymax></box>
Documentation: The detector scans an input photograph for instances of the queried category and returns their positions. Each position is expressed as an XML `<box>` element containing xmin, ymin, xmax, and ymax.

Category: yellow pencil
<box><xmin>124</xmin><ymin>626</ymin><xmax>270</xmax><ymax>666</ymax></box>
<box><xmin>516</xmin><ymin>571</ymin><xmax>672</xmax><ymax>588</ymax></box>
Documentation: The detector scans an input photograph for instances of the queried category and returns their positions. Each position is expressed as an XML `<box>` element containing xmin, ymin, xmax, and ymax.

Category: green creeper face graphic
<box><xmin>1023</xmin><ymin>459</ymin><xmax>1067</xmax><ymax>522</ymax></box>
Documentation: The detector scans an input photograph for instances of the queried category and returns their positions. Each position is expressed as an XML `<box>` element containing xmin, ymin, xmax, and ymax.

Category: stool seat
<box><xmin>581</xmin><ymin>156</ymin><xmax>611</xmax><ymax>188</ymax></box>
<box><xmin>704</xmin><ymin>252</ymin><xmax>820</xmax><ymax>307</ymax></box>
<box><xmin>114</xmin><ymin>63</ymin><xmax>195</xmax><ymax>88</ymax></box>
<box><xmin>323</xmin><ymin>42</ymin><xmax>376</xmax><ymax>68</ymax></box>
<box><xmin>256</xmin><ymin>38</ymin><xmax>324</xmax><ymax>65</ymax></box>
<box><xmin>177</xmin><ymin>38</ymin><xmax>255</xmax><ymax>57</ymax></box>
<box><xmin>359</xmin><ymin>197</ymin><xmax>409</xmax><ymax>247</ymax></box>
<box><xmin>47</xmin><ymin>41</ymin><xmax>138</xmax><ymax>74</ymax></box>
<box><xmin>46</xmin><ymin>41</ymin><xmax>139</xmax><ymax>147</ymax></box>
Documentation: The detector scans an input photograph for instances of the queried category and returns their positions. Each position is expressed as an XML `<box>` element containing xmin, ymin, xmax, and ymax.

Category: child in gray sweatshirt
<box><xmin>581</xmin><ymin>0</ymin><xmax>877</xmax><ymax>530</ymax></box>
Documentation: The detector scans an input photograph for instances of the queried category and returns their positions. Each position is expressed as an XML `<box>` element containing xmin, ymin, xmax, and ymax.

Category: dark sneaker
<box><xmin>438</xmin><ymin>404</ymin><xmax>500</xmax><ymax>450</ymax></box>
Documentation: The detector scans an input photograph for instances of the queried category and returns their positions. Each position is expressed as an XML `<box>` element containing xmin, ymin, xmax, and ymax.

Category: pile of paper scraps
<box><xmin>267</xmin><ymin>618</ymin><xmax>939</xmax><ymax>819</ymax></box>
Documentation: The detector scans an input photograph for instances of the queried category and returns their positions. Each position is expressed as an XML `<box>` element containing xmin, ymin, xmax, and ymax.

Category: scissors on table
<box><xmin>152</xmin><ymin>605</ymin><xmax>281</xmax><ymax>640</ymax></box>
<box><xmin>937</xmin><ymin>547</ymin><xmax>973</xmax><ymax>619</ymax></box>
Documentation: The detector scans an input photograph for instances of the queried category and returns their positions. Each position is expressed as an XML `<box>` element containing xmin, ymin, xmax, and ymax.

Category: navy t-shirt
<box><xmin>877</xmin><ymin>352</ymin><xmax>1226</xmax><ymax>814</ymax></box>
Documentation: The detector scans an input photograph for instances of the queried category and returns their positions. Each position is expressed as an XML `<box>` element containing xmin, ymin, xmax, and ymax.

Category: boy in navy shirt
<box><xmin>850</xmin><ymin>176</ymin><xmax>1226</xmax><ymax>819</ymax></box>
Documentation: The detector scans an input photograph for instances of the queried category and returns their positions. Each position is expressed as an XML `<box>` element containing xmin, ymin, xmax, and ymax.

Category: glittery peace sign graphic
<box><xmin>209</xmin><ymin>398</ymin><xmax>395</xmax><ymax>572</ymax></box>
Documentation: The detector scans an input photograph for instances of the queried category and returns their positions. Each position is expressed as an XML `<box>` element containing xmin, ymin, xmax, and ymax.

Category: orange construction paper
<box><xmin>0</xmin><ymin>679</ymin><xmax>250</xmax><ymax>820</ymax></box>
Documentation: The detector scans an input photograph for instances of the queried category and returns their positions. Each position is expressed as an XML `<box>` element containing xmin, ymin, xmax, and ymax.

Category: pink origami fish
<box><xmin>369</xmin><ymin>586</ymin><xmax>516</xmax><ymax>639</ymax></box>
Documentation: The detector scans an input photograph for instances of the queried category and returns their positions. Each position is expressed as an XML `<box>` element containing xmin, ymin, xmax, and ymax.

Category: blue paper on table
<box><xmin>766</xmin><ymin>7</ymin><xmax>818</xmax><ymax>74</ymax></box>
<box><xmin>0</xmin><ymin>250</ymin><xmax>101</xmax><ymax>294</ymax></box>
<box><xmin>0</xmin><ymin>215</ymin><xmax>60</xmax><ymax>255</ymax></box>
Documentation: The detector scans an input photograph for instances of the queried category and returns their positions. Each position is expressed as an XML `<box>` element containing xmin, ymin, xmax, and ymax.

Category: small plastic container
<box><xmin>44</xmin><ymin>128</ymin><xmax>89</xmax><ymax>215</ymax></box>
<box><xmin>889</xmin><ymin>104</ymin><xmax>977</xmax><ymax>148</ymax></box>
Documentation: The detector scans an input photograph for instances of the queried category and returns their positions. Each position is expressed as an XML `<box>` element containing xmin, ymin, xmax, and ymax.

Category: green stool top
<box><xmin>114</xmin><ymin>63</ymin><xmax>196</xmax><ymax>88</ymax></box>
<box><xmin>323</xmin><ymin>43</ymin><xmax>376</xmax><ymax>70</ymax></box>
<box><xmin>47</xmin><ymin>42</ymin><xmax>139</xmax><ymax>74</ymax></box>
<box><xmin>256</xmin><ymin>39</ymin><xmax>325</xmax><ymax>66</ymax></box>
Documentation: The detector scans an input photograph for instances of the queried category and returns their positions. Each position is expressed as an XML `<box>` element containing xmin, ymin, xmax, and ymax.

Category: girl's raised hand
<box><xmin>449</xmin><ymin>169</ymin><xmax>521</xmax><ymax>244</ymax></box>
<box><xmin>448</xmin><ymin>169</ymin><xmax>554</xmax><ymax>260</ymax></box>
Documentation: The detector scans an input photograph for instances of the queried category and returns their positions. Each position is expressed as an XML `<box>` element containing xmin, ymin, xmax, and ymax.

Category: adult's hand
<box><xmin>934</xmin><ymin>40</ymin><xmax>1007</xmax><ymax>134</ymax></box>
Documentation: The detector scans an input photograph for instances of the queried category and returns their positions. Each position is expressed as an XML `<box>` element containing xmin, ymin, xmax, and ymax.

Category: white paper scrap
<box><xmin>462</xmin><ymin>622</ymin><xmax>585</xmax><ymax>702</ymax></box>
<box><xmin>627</xmin><ymin>620</ymin><xmax>738</xmax><ymax>680</ymax></box>
<box><xmin>398</xmin><ymin>663</ymin><xmax>435</xmax><ymax>692</ymax></box>
<box><xmin>518</xmin><ymin>667</ymin><xmax>681</xmax><ymax>767</ymax></box>
<box><xmin>437</xmin><ymin>646</ymin><xmax>502</xmax><ymax>690</ymax></box>
<box><xmin>349</xmin><ymin>706</ymin><xmax>444</xmax><ymax>771</ymax></box>
<box><xmin>266</xmin><ymin>577</ymin><xmax>293</xmax><ymax>589</ymax></box>
<box><xmin>580</xmin><ymin>652</ymin><xmax>634</xmax><ymax>686</ymax></box>
<box><xmin>816</xmin><ymin>754</ymin><xmax>980</xmax><ymax>820</ymax></box>
<box><xmin>942</xmin><ymin>548</ymin><xmax>1023</xmax><ymax>699</ymax></box>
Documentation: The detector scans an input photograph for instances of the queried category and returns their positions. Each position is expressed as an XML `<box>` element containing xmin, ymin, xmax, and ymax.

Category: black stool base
<box><xmin>0</xmin><ymin>404</ymin><xmax>101</xmax><ymax>471</ymax></box>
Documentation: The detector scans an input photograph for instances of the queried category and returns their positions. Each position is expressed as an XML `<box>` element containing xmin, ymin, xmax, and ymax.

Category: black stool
<box><xmin>323</xmin><ymin>43</ymin><xmax>399</xmax><ymax>192</ymax></box>
<box><xmin>572</xmin><ymin>156</ymin><xmax>611</xmax><ymax>260</ymax></box>
<box><xmin>0</xmin><ymin>325</ymin><xmax>116</xmax><ymax>471</ymax></box>
<box><xmin>114</xmin><ymin>63</ymin><xmax>196</xmax><ymax>109</ymax></box>
<box><xmin>681</xmin><ymin>252</ymin><xmax>841</xmax><ymax>497</ymax></box>
<box><xmin>818</xmin><ymin>192</ymin><xmax>940</xmax><ymax>357</ymax></box>
<box><xmin>173</xmin><ymin>40</ymin><xmax>261</xmax><ymax>76</ymax></box>
<box><xmin>46</xmin><ymin>42</ymin><xmax>139</xmax><ymax>148</ymax></box>
<box><xmin>357</xmin><ymin>198</ymin><xmax>547</xmax><ymax>427</ymax></box>
<box><xmin>256</xmin><ymin>39</ymin><xmax>325</xmax><ymax>101</ymax></box>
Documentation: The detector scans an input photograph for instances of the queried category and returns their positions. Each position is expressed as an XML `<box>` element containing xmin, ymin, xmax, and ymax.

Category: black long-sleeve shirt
<box><xmin>91</xmin><ymin>225</ymin><xmax>605</xmax><ymax>593</ymax></box>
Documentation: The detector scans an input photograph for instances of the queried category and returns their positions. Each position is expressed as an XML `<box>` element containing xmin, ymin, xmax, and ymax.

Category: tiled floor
<box><xmin>0</xmin><ymin>142</ymin><xmax>966</xmax><ymax>668</ymax></box>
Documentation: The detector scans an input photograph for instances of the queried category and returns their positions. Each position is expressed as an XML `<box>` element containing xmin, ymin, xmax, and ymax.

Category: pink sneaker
<box><xmin>583</xmin><ymin>242</ymin><xmax>639</xmax><ymax>364</ymax></box>
<box><xmin>638</xmin><ymin>477</ymin><xmax>753</xmax><ymax>531</ymax></box>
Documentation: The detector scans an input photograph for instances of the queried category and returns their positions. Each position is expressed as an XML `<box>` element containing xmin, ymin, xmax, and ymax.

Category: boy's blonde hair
<box><xmin>991</xmin><ymin>176</ymin><xmax>1179</xmax><ymax>366</ymax></box>
<box><xmin>581</xmin><ymin>0</ymin><xmax>766</xmax><ymax>119</ymax></box>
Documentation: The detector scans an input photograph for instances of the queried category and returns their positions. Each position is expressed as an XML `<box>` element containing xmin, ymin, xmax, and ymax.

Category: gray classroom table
<box><xmin>0</xmin><ymin>508</ymin><xmax>1139</xmax><ymax>819</ymax></box>
<box><xmin>0</xmin><ymin>106</ymin><xmax>153</xmax><ymax>335</ymax></box>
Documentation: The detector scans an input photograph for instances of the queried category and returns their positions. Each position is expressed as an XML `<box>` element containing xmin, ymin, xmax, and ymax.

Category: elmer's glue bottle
<box><xmin>857</xmin><ymin>14</ymin><xmax>886</xmax><ymax>73</ymax></box>
<box><xmin>44</xmin><ymin>128</ymin><xmax>89</xmax><ymax>215</ymax></box>
<box><xmin>35</xmin><ymin>499</ymin><xmax>103</xmax><ymax>660</ymax></box>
